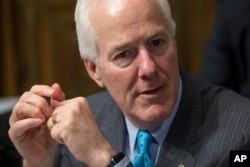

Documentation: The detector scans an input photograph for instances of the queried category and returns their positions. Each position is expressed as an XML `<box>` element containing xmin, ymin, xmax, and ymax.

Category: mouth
<box><xmin>140</xmin><ymin>86</ymin><xmax>165</xmax><ymax>97</ymax></box>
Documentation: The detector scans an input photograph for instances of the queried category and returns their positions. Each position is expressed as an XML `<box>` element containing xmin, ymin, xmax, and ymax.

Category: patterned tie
<box><xmin>132</xmin><ymin>130</ymin><xmax>155</xmax><ymax>167</ymax></box>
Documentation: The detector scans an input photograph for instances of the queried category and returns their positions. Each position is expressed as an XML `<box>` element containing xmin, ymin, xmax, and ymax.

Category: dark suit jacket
<box><xmin>201</xmin><ymin>0</ymin><xmax>250</xmax><ymax>98</ymax></box>
<box><xmin>55</xmin><ymin>71</ymin><xmax>250</xmax><ymax>167</ymax></box>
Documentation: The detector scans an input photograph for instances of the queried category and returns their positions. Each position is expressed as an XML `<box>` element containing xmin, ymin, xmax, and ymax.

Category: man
<box><xmin>9</xmin><ymin>0</ymin><xmax>250</xmax><ymax>167</ymax></box>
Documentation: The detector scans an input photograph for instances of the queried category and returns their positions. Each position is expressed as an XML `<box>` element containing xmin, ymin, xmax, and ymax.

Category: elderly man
<box><xmin>9</xmin><ymin>0</ymin><xmax>250</xmax><ymax>167</ymax></box>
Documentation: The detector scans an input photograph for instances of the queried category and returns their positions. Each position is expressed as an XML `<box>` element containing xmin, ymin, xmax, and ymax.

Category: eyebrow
<box><xmin>147</xmin><ymin>32</ymin><xmax>167</xmax><ymax>41</ymax></box>
<box><xmin>110</xmin><ymin>43</ymin><xmax>130</xmax><ymax>55</ymax></box>
<box><xmin>108</xmin><ymin>29</ymin><xmax>169</xmax><ymax>56</ymax></box>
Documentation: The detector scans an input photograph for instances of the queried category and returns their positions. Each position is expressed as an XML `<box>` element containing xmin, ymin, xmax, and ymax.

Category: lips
<box><xmin>140</xmin><ymin>85</ymin><xmax>164</xmax><ymax>95</ymax></box>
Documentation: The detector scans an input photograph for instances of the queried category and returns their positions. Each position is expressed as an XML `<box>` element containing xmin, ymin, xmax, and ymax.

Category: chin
<box><xmin>147</xmin><ymin>104</ymin><xmax>171</xmax><ymax>117</ymax></box>
<box><xmin>141</xmin><ymin>108</ymin><xmax>170</xmax><ymax>125</ymax></box>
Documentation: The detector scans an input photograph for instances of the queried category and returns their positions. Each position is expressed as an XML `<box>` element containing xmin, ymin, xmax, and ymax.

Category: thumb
<box><xmin>51</xmin><ymin>83</ymin><xmax>65</xmax><ymax>108</ymax></box>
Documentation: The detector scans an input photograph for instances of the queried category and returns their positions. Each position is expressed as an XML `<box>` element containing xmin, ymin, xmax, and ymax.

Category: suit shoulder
<box><xmin>181</xmin><ymin>70</ymin><xmax>250</xmax><ymax>117</ymax></box>
<box><xmin>86</xmin><ymin>90</ymin><xmax>121</xmax><ymax>122</ymax></box>
<box><xmin>204</xmin><ymin>85</ymin><xmax>250</xmax><ymax>113</ymax></box>
<box><xmin>86</xmin><ymin>90</ymin><xmax>112</xmax><ymax>103</ymax></box>
<box><xmin>86</xmin><ymin>90</ymin><xmax>116</xmax><ymax>109</ymax></box>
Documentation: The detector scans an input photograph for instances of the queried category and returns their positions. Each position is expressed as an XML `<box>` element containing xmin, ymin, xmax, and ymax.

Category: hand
<box><xmin>47</xmin><ymin>97</ymin><xmax>116</xmax><ymax>167</ymax></box>
<box><xmin>8</xmin><ymin>83</ymin><xmax>65</xmax><ymax>167</ymax></box>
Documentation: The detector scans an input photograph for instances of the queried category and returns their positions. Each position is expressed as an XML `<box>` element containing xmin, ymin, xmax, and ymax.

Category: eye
<box><xmin>117</xmin><ymin>51</ymin><xmax>130</xmax><ymax>58</ymax></box>
<box><xmin>148</xmin><ymin>39</ymin><xmax>168</xmax><ymax>55</ymax></box>
<box><xmin>152</xmin><ymin>39</ymin><xmax>161</xmax><ymax>46</ymax></box>
<box><xmin>112</xmin><ymin>49</ymin><xmax>136</xmax><ymax>68</ymax></box>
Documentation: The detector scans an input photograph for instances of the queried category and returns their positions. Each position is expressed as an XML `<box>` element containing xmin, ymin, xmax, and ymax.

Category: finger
<box><xmin>30</xmin><ymin>84</ymin><xmax>55</xmax><ymax>96</ymax></box>
<box><xmin>10</xmin><ymin>101</ymin><xmax>47</xmax><ymax>125</ymax></box>
<box><xmin>47</xmin><ymin>112</ymin><xmax>61</xmax><ymax>130</ymax></box>
<box><xmin>9</xmin><ymin>118</ymin><xmax>43</xmax><ymax>140</ymax></box>
<box><xmin>47</xmin><ymin>116</ymin><xmax>64</xmax><ymax>144</ymax></box>
<box><xmin>50</xmin><ymin>126</ymin><xmax>65</xmax><ymax>144</ymax></box>
<box><xmin>18</xmin><ymin>92</ymin><xmax>52</xmax><ymax>117</ymax></box>
<box><xmin>51</xmin><ymin>83</ymin><xmax>65</xmax><ymax>100</ymax></box>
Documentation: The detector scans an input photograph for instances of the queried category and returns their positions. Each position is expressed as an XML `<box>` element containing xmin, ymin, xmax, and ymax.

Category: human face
<box><xmin>88</xmin><ymin>0</ymin><xmax>180</xmax><ymax>130</ymax></box>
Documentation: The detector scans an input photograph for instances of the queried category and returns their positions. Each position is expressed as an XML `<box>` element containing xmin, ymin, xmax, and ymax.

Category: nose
<box><xmin>138</xmin><ymin>50</ymin><xmax>157</xmax><ymax>79</ymax></box>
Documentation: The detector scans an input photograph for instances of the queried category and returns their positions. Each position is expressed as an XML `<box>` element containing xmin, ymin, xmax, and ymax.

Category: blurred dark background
<box><xmin>0</xmin><ymin>0</ymin><xmax>216</xmax><ymax>98</ymax></box>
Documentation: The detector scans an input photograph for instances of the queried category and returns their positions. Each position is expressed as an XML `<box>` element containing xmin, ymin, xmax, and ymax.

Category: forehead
<box><xmin>89</xmin><ymin>0</ymin><xmax>169</xmax><ymax>53</ymax></box>
<box><xmin>90</xmin><ymin>0</ymin><xmax>166</xmax><ymax>31</ymax></box>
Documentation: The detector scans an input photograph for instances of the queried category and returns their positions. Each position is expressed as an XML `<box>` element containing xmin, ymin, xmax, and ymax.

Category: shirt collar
<box><xmin>125</xmin><ymin>77</ymin><xmax>183</xmax><ymax>152</ymax></box>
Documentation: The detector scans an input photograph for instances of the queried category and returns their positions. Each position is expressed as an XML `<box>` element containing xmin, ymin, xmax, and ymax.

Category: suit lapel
<box><xmin>99</xmin><ymin>102</ymin><xmax>127</xmax><ymax>152</ymax></box>
<box><xmin>157</xmin><ymin>71</ymin><xmax>204</xmax><ymax>166</ymax></box>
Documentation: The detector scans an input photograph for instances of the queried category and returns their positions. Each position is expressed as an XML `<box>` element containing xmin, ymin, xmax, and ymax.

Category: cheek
<box><xmin>100</xmin><ymin>67</ymin><xmax>138</xmax><ymax>108</ymax></box>
<box><xmin>100</xmin><ymin>67</ymin><xmax>134</xmax><ymax>93</ymax></box>
<box><xmin>99</xmin><ymin>59</ymin><xmax>137</xmax><ymax>86</ymax></box>
<box><xmin>157</xmin><ymin>51</ymin><xmax>178</xmax><ymax>75</ymax></box>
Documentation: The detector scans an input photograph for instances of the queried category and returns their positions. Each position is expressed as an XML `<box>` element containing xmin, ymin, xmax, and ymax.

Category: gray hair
<box><xmin>74</xmin><ymin>0</ymin><xmax>176</xmax><ymax>64</ymax></box>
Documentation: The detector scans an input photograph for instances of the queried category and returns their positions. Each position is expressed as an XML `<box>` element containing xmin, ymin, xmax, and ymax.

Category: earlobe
<box><xmin>83</xmin><ymin>59</ymin><xmax>105</xmax><ymax>88</ymax></box>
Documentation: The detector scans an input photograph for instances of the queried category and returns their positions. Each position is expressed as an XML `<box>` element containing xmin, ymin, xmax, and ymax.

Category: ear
<box><xmin>84</xmin><ymin>59</ymin><xmax>105</xmax><ymax>88</ymax></box>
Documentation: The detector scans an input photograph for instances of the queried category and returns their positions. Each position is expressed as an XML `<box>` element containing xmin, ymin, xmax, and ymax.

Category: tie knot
<box><xmin>136</xmin><ymin>130</ymin><xmax>154</xmax><ymax>154</ymax></box>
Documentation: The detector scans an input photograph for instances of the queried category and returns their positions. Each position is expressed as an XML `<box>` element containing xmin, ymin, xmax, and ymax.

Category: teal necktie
<box><xmin>132</xmin><ymin>130</ymin><xmax>155</xmax><ymax>167</ymax></box>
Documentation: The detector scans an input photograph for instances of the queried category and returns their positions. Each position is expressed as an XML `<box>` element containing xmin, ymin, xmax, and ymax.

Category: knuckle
<box><xmin>76</xmin><ymin>97</ymin><xmax>87</xmax><ymax>103</ymax></box>
<box><xmin>30</xmin><ymin>84</ymin><xmax>40</xmax><ymax>91</ymax></box>
<box><xmin>69</xmin><ymin>97</ymin><xmax>88</xmax><ymax>110</ymax></box>
<box><xmin>8</xmin><ymin>128</ymin><xmax>14</xmax><ymax>139</ymax></box>
<box><xmin>21</xmin><ymin>91</ymin><xmax>31</xmax><ymax>99</ymax></box>
<box><xmin>13</xmin><ymin>101</ymin><xmax>21</xmax><ymax>111</ymax></box>
<box><xmin>30</xmin><ymin>107</ymin><xmax>41</xmax><ymax>117</ymax></box>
